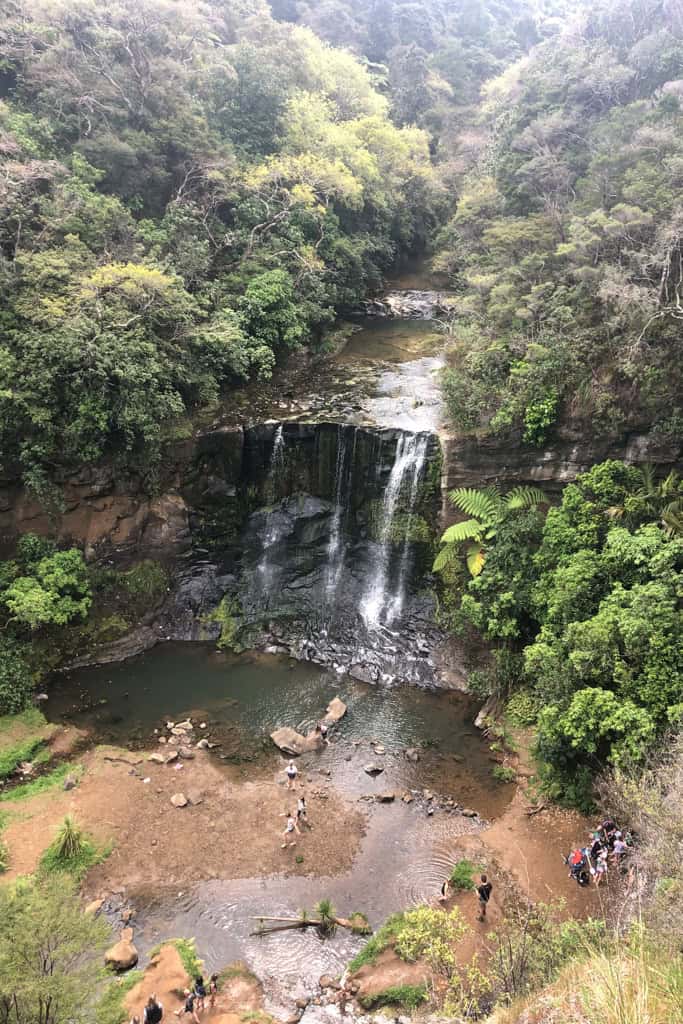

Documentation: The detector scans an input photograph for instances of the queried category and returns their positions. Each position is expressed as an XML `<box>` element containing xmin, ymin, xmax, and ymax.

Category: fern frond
<box><xmin>433</xmin><ymin>545</ymin><xmax>460</xmax><ymax>573</ymax></box>
<box><xmin>440</xmin><ymin>519</ymin><xmax>484</xmax><ymax>544</ymax></box>
<box><xmin>466</xmin><ymin>542</ymin><xmax>486</xmax><ymax>576</ymax></box>
<box><xmin>660</xmin><ymin>470</ymin><xmax>680</xmax><ymax>497</ymax></box>
<box><xmin>639</xmin><ymin>463</ymin><xmax>656</xmax><ymax>495</ymax></box>
<box><xmin>662</xmin><ymin>507</ymin><xmax>683</xmax><ymax>538</ymax></box>
<box><xmin>504</xmin><ymin>485</ymin><xmax>546</xmax><ymax>510</ymax></box>
<box><xmin>448</xmin><ymin>487</ymin><xmax>500</xmax><ymax>522</ymax></box>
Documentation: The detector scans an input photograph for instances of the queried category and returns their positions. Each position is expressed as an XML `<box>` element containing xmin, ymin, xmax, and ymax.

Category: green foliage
<box><xmin>97</xmin><ymin>974</ymin><xmax>140</xmax><ymax>1024</ymax></box>
<box><xmin>171</xmin><ymin>939</ymin><xmax>203</xmax><ymax>981</ymax></box>
<box><xmin>121</xmin><ymin>561</ymin><xmax>169</xmax><ymax>603</ymax></box>
<box><xmin>492</xmin><ymin>764</ymin><xmax>517</xmax><ymax>783</ymax></box>
<box><xmin>0</xmin><ymin>735</ymin><xmax>46</xmax><ymax>780</ymax></box>
<box><xmin>204</xmin><ymin>596</ymin><xmax>243</xmax><ymax>652</ymax></box>
<box><xmin>4</xmin><ymin>549</ymin><xmax>91</xmax><ymax>629</ymax></box>
<box><xmin>0</xmin><ymin>874</ymin><xmax>110</xmax><ymax>1024</ymax></box>
<box><xmin>449</xmin><ymin>859</ymin><xmax>477</xmax><ymax>890</ymax></box>
<box><xmin>39</xmin><ymin>815</ymin><xmax>108</xmax><ymax>881</ymax></box>
<box><xmin>0</xmin><ymin>638</ymin><xmax>36</xmax><ymax>715</ymax></box>
<box><xmin>348</xmin><ymin>912</ymin><xmax>405</xmax><ymax>972</ymax></box>
<box><xmin>439</xmin><ymin>460</ymin><xmax>683</xmax><ymax>808</ymax></box>
<box><xmin>394</xmin><ymin>905</ymin><xmax>468</xmax><ymax>973</ymax></box>
<box><xmin>359</xmin><ymin>984</ymin><xmax>428</xmax><ymax>1011</ymax></box>
<box><xmin>0</xmin><ymin>0</ymin><xmax>438</xmax><ymax>489</ymax></box>
<box><xmin>436</xmin><ymin>0</ymin><xmax>683</xmax><ymax>443</ymax></box>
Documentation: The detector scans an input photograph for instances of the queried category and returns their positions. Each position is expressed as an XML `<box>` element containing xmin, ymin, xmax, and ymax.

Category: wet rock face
<box><xmin>361</xmin><ymin>290</ymin><xmax>450</xmax><ymax>320</ymax></box>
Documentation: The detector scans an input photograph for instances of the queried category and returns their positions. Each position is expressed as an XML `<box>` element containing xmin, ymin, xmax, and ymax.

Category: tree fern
<box><xmin>440</xmin><ymin>519</ymin><xmax>484</xmax><ymax>544</ymax></box>
<box><xmin>433</xmin><ymin>544</ymin><xmax>462</xmax><ymax>573</ymax></box>
<box><xmin>448</xmin><ymin>487</ymin><xmax>501</xmax><ymax>523</ymax></box>
<box><xmin>504</xmin><ymin>486</ymin><xmax>546</xmax><ymax>510</ymax></box>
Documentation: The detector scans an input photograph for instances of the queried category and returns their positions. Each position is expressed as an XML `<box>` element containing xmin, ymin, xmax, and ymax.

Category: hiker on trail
<box><xmin>476</xmin><ymin>874</ymin><xmax>492</xmax><ymax>920</ymax></box>
<box><xmin>438</xmin><ymin>878</ymin><xmax>451</xmax><ymax>903</ymax></box>
<box><xmin>297</xmin><ymin>794</ymin><xmax>311</xmax><ymax>828</ymax></box>
<box><xmin>174</xmin><ymin>989</ymin><xmax>200</xmax><ymax>1023</ymax></box>
<box><xmin>285</xmin><ymin>760</ymin><xmax>298</xmax><ymax>790</ymax></box>
<box><xmin>208</xmin><ymin>975</ymin><xmax>218</xmax><ymax>1010</ymax></box>
<box><xmin>281</xmin><ymin>811</ymin><xmax>301</xmax><ymax>848</ymax></box>
<box><xmin>143</xmin><ymin>995</ymin><xmax>163</xmax><ymax>1024</ymax></box>
<box><xmin>193</xmin><ymin>976</ymin><xmax>207</xmax><ymax>1012</ymax></box>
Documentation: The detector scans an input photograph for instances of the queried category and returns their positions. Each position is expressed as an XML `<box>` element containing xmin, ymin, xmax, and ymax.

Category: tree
<box><xmin>4</xmin><ymin>550</ymin><xmax>91</xmax><ymax>629</ymax></box>
<box><xmin>0</xmin><ymin>875</ymin><xmax>110</xmax><ymax>1024</ymax></box>
<box><xmin>434</xmin><ymin>485</ymin><xmax>545</xmax><ymax>576</ymax></box>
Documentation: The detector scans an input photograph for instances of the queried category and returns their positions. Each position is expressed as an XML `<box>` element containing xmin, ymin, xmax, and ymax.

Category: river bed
<box><xmin>48</xmin><ymin>643</ymin><xmax>513</xmax><ymax>1014</ymax></box>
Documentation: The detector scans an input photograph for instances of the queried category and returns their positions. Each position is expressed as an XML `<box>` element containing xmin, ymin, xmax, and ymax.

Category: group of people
<box><xmin>279</xmin><ymin>717</ymin><xmax>330</xmax><ymax>849</ymax></box>
<box><xmin>131</xmin><ymin>974</ymin><xmax>218</xmax><ymax>1024</ymax></box>
<box><xmin>565</xmin><ymin>818</ymin><xmax>632</xmax><ymax>887</ymax></box>
<box><xmin>439</xmin><ymin>873</ymin><xmax>493</xmax><ymax>922</ymax></box>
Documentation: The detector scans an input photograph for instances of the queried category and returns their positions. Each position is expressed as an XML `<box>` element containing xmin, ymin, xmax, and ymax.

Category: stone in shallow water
<box><xmin>323</xmin><ymin>696</ymin><xmax>347</xmax><ymax>723</ymax></box>
<box><xmin>104</xmin><ymin>927</ymin><xmax>138</xmax><ymax>970</ymax></box>
<box><xmin>363</xmin><ymin>763</ymin><xmax>384</xmax><ymax>775</ymax></box>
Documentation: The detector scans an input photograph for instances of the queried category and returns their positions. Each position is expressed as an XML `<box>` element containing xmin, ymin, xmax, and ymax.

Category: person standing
<box><xmin>174</xmin><ymin>989</ymin><xmax>200</xmax><ymax>1023</ymax></box>
<box><xmin>297</xmin><ymin>794</ymin><xmax>311</xmax><ymax>829</ymax></box>
<box><xmin>281</xmin><ymin>811</ymin><xmax>300</xmax><ymax>848</ymax></box>
<box><xmin>476</xmin><ymin>874</ymin><xmax>492</xmax><ymax>921</ymax></box>
<box><xmin>284</xmin><ymin>760</ymin><xmax>298</xmax><ymax>790</ymax></box>
<box><xmin>143</xmin><ymin>995</ymin><xmax>163</xmax><ymax>1024</ymax></box>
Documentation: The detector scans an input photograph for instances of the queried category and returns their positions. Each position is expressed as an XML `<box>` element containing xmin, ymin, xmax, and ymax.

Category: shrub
<box><xmin>0</xmin><ymin>640</ymin><xmax>35</xmax><ymax>715</ymax></box>
<box><xmin>506</xmin><ymin>689</ymin><xmax>541</xmax><ymax>727</ymax></box>
<box><xmin>492</xmin><ymin>764</ymin><xmax>517</xmax><ymax>783</ymax></box>
<box><xmin>39</xmin><ymin>814</ymin><xmax>106</xmax><ymax>880</ymax></box>
<box><xmin>394</xmin><ymin>906</ymin><xmax>468</xmax><ymax>974</ymax></box>
<box><xmin>360</xmin><ymin>984</ymin><xmax>428</xmax><ymax>1011</ymax></box>
<box><xmin>449</xmin><ymin>859</ymin><xmax>478</xmax><ymax>890</ymax></box>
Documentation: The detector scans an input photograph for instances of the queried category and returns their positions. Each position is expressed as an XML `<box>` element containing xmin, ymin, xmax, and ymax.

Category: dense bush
<box><xmin>436</xmin><ymin>462</ymin><xmax>683</xmax><ymax>807</ymax></box>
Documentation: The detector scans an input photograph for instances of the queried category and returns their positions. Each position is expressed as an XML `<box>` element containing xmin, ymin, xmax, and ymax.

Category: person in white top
<box><xmin>280</xmin><ymin>811</ymin><xmax>301</xmax><ymax>848</ymax></box>
<box><xmin>284</xmin><ymin>759</ymin><xmax>298</xmax><ymax>790</ymax></box>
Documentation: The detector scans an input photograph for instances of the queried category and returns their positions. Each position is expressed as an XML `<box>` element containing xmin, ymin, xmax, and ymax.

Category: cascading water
<box><xmin>359</xmin><ymin>432</ymin><xmax>428</xmax><ymax>630</ymax></box>
<box><xmin>325</xmin><ymin>425</ymin><xmax>357</xmax><ymax>600</ymax></box>
<box><xmin>254</xmin><ymin>425</ymin><xmax>288</xmax><ymax>608</ymax></box>
<box><xmin>387</xmin><ymin>433</ymin><xmax>429</xmax><ymax>624</ymax></box>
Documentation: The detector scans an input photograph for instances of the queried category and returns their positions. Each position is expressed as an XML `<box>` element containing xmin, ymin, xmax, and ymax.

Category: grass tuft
<box><xmin>39</xmin><ymin>814</ymin><xmax>110</xmax><ymax>880</ymax></box>
<box><xmin>348</xmin><ymin>912</ymin><xmax>405</xmax><ymax>972</ymax></box>
<box><xmin>359</xmin><ymin>983</ymin><xmax>428</xmax><ymax>1011</ymax></box>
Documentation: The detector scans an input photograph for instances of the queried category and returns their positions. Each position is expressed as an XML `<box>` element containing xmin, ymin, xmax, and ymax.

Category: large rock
<box><xmin>170</xmin><ymin>792</ymin><xmax>188</xmax><ymax>807</ymax></box>
<box><xmin>105</xmin><ymin>928</ymin><xmax>138</xmax><ymax>971</ymax></box>
<box><xmin>323</xmin><ymin>697</ymin><xmax>347</xmax><ymax>724</ymax></box>
<box><xmin>270</xmin><ymin>727</ymin><xmax>322</xmax><ymax>756</ymax></box>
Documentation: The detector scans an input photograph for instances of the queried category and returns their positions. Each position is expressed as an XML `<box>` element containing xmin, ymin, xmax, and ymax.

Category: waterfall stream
<box><xmin>325</xmin><ymin>425</ymin><xmax>357</xmax><ymax>600</ymax></box>
<box><xmin>359</xmin><ymin>432</ymin><xmax>428</xmax><ymax>630</ymax></box>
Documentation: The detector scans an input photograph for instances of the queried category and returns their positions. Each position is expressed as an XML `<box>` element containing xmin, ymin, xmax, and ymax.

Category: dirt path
<box><xmin>124</xmin><ymin>945</ymin><xmax>264</xmax><ymax>1023</ymax></box>
<box><xmin>1</xmin><ymin>745</ymin><xmax>366</xmax><ymax>895</ymax></box>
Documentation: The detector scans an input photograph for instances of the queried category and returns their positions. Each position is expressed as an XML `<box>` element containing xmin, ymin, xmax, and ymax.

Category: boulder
<box><xmin>63</xmin><ymin>774</ymin><xmax>78</xmax><ymax>791</ymax></box>
<box><xmin>270</xmin><ymin>727</ymin><xmax>321</xmax><ymax>756</ymax></box>
<box><xmin>147</xmin><ymin>753</ymin><xmax>165</xmax><ymax>764</ymax></box>
<box><xmin>402</xmin><ymin>793</ymin><xmax>414</xmax><ymax>803</ymax></box>
<box><xmin>196</xmin><ymin>738</ymin><xmax>210</xmax><ymax>749</ymax></box>
<box><xmin>105</xmin><ymin>928</ymin><xmax>138</xmax><ymax>971</ymax></box>
<box><xmin>324</xmin><ymin>697</ymin><xmax>347</xmax><ymax>724</ymax></box>
<box><xmin>170</xmin><ymin>793</ymin><xmax>188</xmax><ymax>808</ymax></box>
<box><xmin>319</xmin><ymin>974</ymin><xmax>341</xmax><ymax>990</ymax></box>
<box><xmin>85</xmin><ymin>898</ymin><xmax>104</xmax><ymax>916</ymax></box>
<box><xmin>363</xmin><ymin>763</ymin><xmax>384</xmax><ymax>775</ymax></box>
<box><xmin>462</xmin><ymin>808</ymin><xmax>478</xmax><ymax>818</ymax></box>
<box><xmin>377</xmin><ymin>792</ymin><xmax>395</xmax><ymax>803</ymax></box>
<box><xmin>178</xmin><ymin>747</ymin><xmax>195</xmax><ymax>759</ymax></box>
<box><xmin>165</xmin><ymin>751</ymin><xmax>178</xmax><ymax>764</ymax></box>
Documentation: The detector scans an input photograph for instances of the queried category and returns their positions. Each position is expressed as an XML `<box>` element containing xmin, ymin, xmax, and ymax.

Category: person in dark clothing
<box><xmin>477</xmin><ymin>874</ymin><xmax>492</xmax><ymax>920</ymax></box>
<box><xmin>174</xmin><ymin>990</ymin><xmax>200</xmax><ymax>1023</ymax></box>
<box><xmin>193</xmin><ymin>976</ymin><xmax>207</xmax><ymax>1012</ymax></box>
<box><xmin>143</xmin><ymin>995</ymin><xmax>163</xmax><ymax>1024</ymax></box>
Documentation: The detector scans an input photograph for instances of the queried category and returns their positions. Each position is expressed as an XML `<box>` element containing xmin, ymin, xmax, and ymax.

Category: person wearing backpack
<box><xmin>476</xmin><ymin>874</ymin><xmax>493</xmax><ymax>921</ymax></box>
<box><xmin>143</xmin><ymin>995</ymin><xmax>163</xmax><ymax>1024</ymax></box>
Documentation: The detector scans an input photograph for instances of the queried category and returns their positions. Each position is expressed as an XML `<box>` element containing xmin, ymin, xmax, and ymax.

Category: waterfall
<box><xmin>255</xmin><ymin>425</ymin><xmax>288</xmax><ymax>608</ymax></box>
<box><xmin>360</xmin><ymin>432</ymin><xmax>428</xmax><ymax>629</ymax></box>
<box><xmin>386</xmin><ymin>434</ymin><xmax>429</xmax><ymax>624</ymax></box>
<box><xmin>325</xmin><ymin>425</ymin><xmax>357</xmax><ymax>599</ymax></box>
